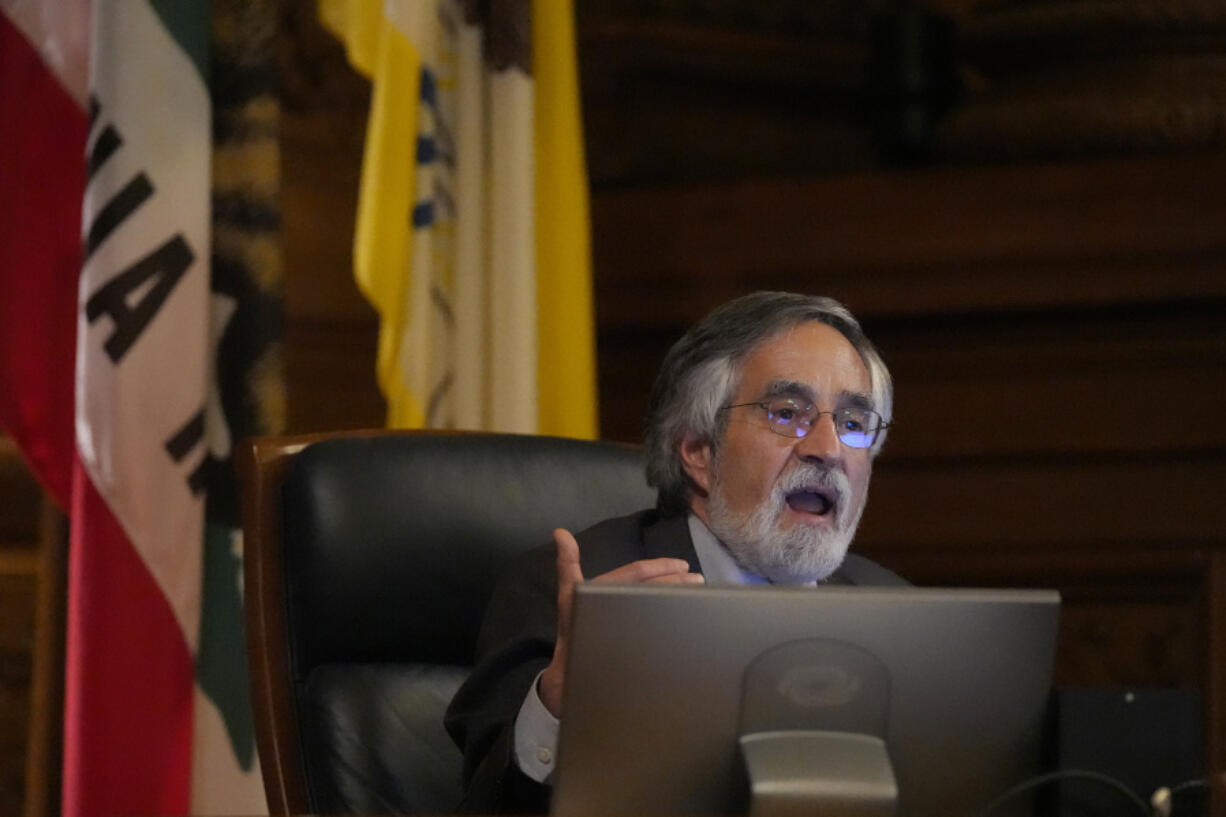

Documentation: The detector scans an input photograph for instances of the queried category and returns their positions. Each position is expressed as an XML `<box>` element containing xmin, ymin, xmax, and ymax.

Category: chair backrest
<box><xmin>240</xmin><ymin>429</ymin><xmax>656</xmax><ymax>815</ymax></box>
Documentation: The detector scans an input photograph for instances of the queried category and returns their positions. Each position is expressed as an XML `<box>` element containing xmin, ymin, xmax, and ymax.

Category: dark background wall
<box><xmin>2</xmin><ymin>1</ymin><xmax>1224</xmax><ymax>813</ymax></box>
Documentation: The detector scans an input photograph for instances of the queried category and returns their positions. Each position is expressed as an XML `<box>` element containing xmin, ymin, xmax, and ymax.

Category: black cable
<box><xmin>1168</xmin><ymin>777</ymin><xmax>1210</xmax><ymax>797</ymax></box>
<box><xmin>977</xmin><ymin>768</ymin><xmax>1151</xmax><ymax>817</ymax></box>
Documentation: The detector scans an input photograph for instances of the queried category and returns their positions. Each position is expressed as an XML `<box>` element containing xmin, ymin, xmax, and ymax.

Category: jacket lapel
<box><xmin>640</xmin><ymin>511</ymin><xmax>702</xmax><ymax>574</ymax></box>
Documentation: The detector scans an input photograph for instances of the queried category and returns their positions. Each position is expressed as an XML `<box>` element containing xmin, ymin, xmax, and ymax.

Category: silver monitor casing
<box><xmin>552</xmin><ymin>584</ymin><xmax>1060</xmax><ymax>817</ymax></box>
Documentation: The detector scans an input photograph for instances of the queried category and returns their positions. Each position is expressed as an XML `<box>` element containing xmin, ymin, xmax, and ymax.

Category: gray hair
<box><xmin>644</xmin><ymin>292</ymin><xmax>893</xmax><ymax>514</ymax></box>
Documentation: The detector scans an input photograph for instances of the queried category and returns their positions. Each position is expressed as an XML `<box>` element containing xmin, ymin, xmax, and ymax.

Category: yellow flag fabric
<box><xmin>319</xmin><ymin>0</ymin><xmax>423</xmax><ymax>424</ymax></box>
<box><xmin>533</xmin><ymin>0</ymin><xmax>597</xmax><ymax>439</ymax></box>
<box><xmin>318</xmin><ymin>0</ymin><xmax>598</xmax><ymax>438</ymax></box>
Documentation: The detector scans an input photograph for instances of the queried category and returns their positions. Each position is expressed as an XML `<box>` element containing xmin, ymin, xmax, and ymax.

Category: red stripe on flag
<box><xmin>0</xmin><ymin>13</ymin><xmax>85</xmax><ymax>509</ymax></box>
<box><xmin>64</xmin><ymin>459</ymin><xmax>194</xmax><ymax>817</ymax></box>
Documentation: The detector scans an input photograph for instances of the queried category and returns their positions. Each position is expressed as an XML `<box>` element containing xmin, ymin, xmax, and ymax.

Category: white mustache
<box><xmin>778</xmin><ymin>463</ymin><xmax>848</xmax><ymax>504</ymax></box>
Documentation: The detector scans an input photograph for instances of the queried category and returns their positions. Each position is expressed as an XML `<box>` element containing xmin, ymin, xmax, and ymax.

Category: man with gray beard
<box><xmin>445</xmin><ymin>292</ymin><xmax>906</xmax><ymax>813</ymax></box>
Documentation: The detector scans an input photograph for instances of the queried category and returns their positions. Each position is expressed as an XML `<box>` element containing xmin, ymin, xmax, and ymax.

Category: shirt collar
<box><xmin>687</xmin><ymin>513</ymin><xmax>771</xmax><ymax>586</ymax></box>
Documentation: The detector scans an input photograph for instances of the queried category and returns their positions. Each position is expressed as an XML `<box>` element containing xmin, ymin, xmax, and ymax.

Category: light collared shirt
<box><xmin>513</xmin><ymin>513</ymin><xmax>790</xmax><ymax>782</ymax></box>
<box><xmin>687</xmin><ymin>512</ymin><xmax>772</xmax><ymax>587</ymax></box>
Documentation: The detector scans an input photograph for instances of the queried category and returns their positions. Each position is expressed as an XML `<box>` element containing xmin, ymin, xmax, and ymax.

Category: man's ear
<box><xmin>679</xmin><ymin>433</ymin><xmax>714</xmax><ymax>495</ymax></box>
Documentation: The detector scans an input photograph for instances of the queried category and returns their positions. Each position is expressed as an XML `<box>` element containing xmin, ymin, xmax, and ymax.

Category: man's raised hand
<box><xmin>536</xmin><ymin>528</ymin><xmax>703</xmax><ymax>717</ymax></box>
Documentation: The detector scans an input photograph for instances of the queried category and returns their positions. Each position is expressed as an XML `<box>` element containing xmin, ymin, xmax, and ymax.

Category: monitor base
<box><xmin>740</xmin><ymin>730</ymin><xmax>898</xmax><ymax>817</ymax></box>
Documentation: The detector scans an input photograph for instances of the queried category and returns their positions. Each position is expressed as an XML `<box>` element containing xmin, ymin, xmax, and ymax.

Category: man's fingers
<box><xmin>553</xmin><ymin>528</ymin><xmax>584</xmax><ymax>643</ymax></box>
<box><xmin>593</xmin><ymin>557</ymin><xmax>700</xmax><ymax>585</ymax></box>
<box><xmin>543</xmin><ymin>528</ymin><xmax>583</xmax><ymax>718</ymax></box>
<box><xmin>554</xmin><ymin>528</ymin><xmax>583</xmax><ymax>583</ymax></box>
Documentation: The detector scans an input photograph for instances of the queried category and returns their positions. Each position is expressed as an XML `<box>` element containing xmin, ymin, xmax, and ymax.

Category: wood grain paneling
<box><xmin>278</xmin><ymin>0</ymin><xmax>385</xmax><ymax>435</ymax></box>
<box><xmin>283</xmin><ymin>319</ymin><xmax>384</xmax><ymax>433</ymax></box>
<box><xmin>578</xmin><ymin>5</ymin><xmax>878</xmax><ymax>183</ymax></box>
<box><xmin>877</xmin><ymin>311</ymin><xmax>1226</xmax><ymax>460</ymax></box>
<box><xmin>1209</xmin><ymin>552</ymin><xmax>1226</xmax><ymax>774</ymax></box>
<box><xmin>1055</xmin><ymin>600</ymin><xmax>1203</xmax><ymax>688</ymax></box>
<box><xmin>861</xmin><ymin>457</ymin><xmax>1226</xmax><ymax>550</ymax></box>
<box><xmin>0</xmin><ymin>439</ymin><xmax>41</xmax><ymax>547</ymax></box>
<box><xmin>279</xmin><ymin>0</ymin><xmax>372</xmax><ymax>325</ymax></box>
<box><xmin>592</xmin><ymin>155</ymin><xmax>1226</xmax><ymax>328</ymax></box>
<box><xmin>0</xmin><ymin>572</ymin><xmax>36</xmax><ymax>817</ymax></box>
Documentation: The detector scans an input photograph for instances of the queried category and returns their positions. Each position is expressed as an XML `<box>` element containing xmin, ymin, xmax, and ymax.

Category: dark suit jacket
<box><xmin>443</xmin><ymin>508</ymin><xmax>906</xmax><ymax>814</ymax></box>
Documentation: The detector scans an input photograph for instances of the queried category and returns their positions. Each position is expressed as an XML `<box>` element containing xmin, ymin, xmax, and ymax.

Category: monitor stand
<box><xmin>738</xmin><ymin>639</ymin><xmax>899</xmax><ymax>817</ymax></box>
<box><xmin>740</xmin><ymin>730</ymin><xmax>897</xmax><ymax>817</ymax></box>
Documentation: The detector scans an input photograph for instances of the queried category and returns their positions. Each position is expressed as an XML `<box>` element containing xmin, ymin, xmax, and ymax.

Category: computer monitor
<box><xmin>552</xmin><ymin>584</ymin><xmax>1060</xmax><ymax>817</ymax></box>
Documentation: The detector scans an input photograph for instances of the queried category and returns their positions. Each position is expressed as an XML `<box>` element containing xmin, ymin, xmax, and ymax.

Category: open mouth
<box><xmin>785</xmin><ymin>488</ymin><xmax>836</xmax><ymax>517</ymax></box>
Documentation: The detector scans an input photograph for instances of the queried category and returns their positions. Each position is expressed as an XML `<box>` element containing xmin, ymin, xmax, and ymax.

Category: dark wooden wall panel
<box><xmin>0</xmin><ymin>439</ymin><xmax>41</xmax><ymax>549</ymax></box>
<box><xmin>592</xmin><ymin>156</ymin><xmax>1226</xmax><ymax>327</ymax></box>
<box><xmin>283</xmin><ymin>320</ymin><xmax>383</xmax><ymax>432</ymax></box>
<box><xmin>862</xmin><ymin>459</ymin><xmax>1224</xmax><ymax>550</ymax></box>
<box><xmin>882</xmin><ymin>319</ymin><xmax>1226</xmax><ymax>459</ymax></box>
<box><xmin>279</xmin><ymin>1</ymin><xmax>385</xmax><ymax>434</ymax></box>
<box><xmin>0</xmin><ymin>438</ymin><xmax>41</xmax><ymax>817</ymax></box>
<box><xmin>887</xmin><ymin>552</ymin><xmax>1212</xmax><ymax>707</ymax></box>
<box><xmin>1056</xmin><ymin>598</ymin><xmax>1203</xmax><ymax>688</ymax></box>
<box><xmin>0</xmin><ymin>569</ymin><xmax>35</xmax><ymax>817</ymax></box>
<box><xmin>1209</xmin><ymin>554</ymin><xmax>1226</xmax><ymax>781</ymax></box>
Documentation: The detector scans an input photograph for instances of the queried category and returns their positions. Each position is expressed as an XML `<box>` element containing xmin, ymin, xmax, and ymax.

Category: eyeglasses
<box><xmin>720</xmin><ymin>397</ymin><xmax>889</xmax><ymax>449</ymax></box>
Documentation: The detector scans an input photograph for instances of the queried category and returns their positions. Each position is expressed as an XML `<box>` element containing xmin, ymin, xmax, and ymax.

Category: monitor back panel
<box><xmin>552</xmin><ymin>584</ymin><xmax>1060</xmax><ymax>817</ymax></box>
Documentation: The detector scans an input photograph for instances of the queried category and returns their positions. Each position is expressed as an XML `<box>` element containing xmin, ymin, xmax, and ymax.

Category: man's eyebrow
<box><xmin>841</xmin><ymin>391</ymin><xmax>875</xmax><ymax>411</ymax></box>
<box><xmin>759</xmin><ymin>380</ymin><xmax>815</xmax><ymax>403</ymax></box>
<box><xmin>759</xmin><ymin>380</ymin><xmax>875</xmax><ymax>410</ymax></box>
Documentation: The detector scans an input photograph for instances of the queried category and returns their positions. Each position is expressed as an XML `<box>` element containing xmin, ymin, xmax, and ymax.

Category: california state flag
<box><xmin>0</xmin><ymin>0</ymin><xmax>264</xmax><ymax>814</ymax></box>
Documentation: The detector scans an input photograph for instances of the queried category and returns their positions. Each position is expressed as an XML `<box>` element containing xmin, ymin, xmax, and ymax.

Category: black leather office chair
<box><xmin>239</xmin><ymin>429</ymin><xmax>656</xmax><ymax>815</ymax></box>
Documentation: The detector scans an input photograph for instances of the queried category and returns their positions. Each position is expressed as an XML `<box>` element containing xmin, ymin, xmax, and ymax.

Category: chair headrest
<box><xmin>280</xmin><ymin>432</ymin><xmax>655</xmax><ymax>673</ymax></box>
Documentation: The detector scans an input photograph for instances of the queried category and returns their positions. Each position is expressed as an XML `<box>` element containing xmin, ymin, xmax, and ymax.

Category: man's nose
<box><xmin>794</xmin><ymin>411</ymin><xmax>843</xmax><ymax>461</ymax></box>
